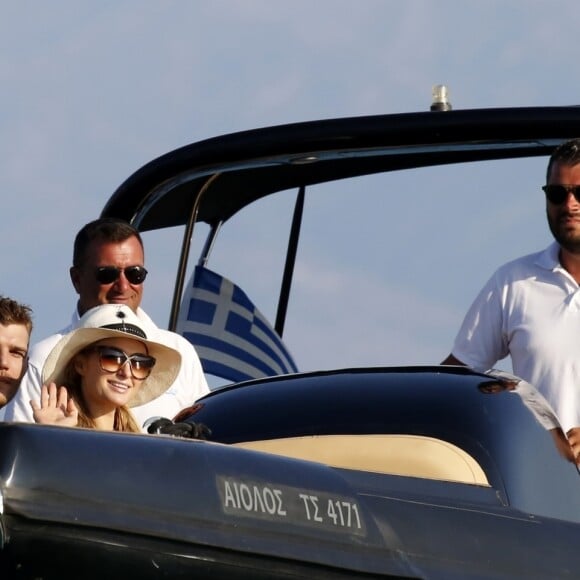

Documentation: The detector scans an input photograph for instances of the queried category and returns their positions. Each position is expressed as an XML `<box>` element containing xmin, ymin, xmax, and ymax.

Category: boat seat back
<box><xmin>233</xmin><ymin>434</ymin><xmax>489</xmax><ymax>485</ymax></box>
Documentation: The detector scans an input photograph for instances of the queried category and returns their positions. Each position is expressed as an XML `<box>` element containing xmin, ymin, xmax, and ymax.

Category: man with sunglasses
<box><xmin>2</xmin><ymin>218</ymin><xmax>209</xmax><ymax>427</ymax></box>
<box><xmin>442</xmin><ymin>138</ymin><xmax>580</xmax><ymax>462</ymax></box>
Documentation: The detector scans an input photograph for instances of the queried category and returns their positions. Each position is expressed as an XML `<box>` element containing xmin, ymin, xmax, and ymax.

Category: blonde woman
<box><xmin>31</xmin><ymin>304</ymin><xmax>181</xmax><ymax>432</ymax></box>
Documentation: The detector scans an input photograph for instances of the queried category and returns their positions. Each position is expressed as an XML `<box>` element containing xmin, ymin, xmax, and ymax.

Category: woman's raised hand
<box><xmin>30</xmin><ymin>382</ymin><xmax>79</xmax><ymax>427</ymax></box>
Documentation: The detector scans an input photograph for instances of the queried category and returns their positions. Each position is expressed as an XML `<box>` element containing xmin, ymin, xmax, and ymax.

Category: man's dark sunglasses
<box><xmin>95</xmin><ymin>266</ymin><xmax>148</xmax><ymax>285</ymax></box>
<box><xmin>542</xmin><ymin>184</ymin><xmax>580</xmax><ymax>205</ymax></box>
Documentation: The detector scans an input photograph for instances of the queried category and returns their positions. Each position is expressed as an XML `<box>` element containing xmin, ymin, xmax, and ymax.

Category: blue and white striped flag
<box><xmin>177</xmin><ymin>266</ymin><xmax>298</xmax><ymax>382</ymax></box>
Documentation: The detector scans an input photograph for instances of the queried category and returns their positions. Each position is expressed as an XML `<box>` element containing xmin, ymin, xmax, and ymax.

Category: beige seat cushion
<box><xmin>234</xmin><ymin>434</ymin><xmax>489</xmax><ymax>486</ymax></box>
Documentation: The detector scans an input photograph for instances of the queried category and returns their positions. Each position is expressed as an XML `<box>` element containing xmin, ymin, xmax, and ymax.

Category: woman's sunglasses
<box><xmin>89</xmin><ymin>346</ymin><xmax>156</xmax><ymax>380</ymax></box>
<box><xmin>542</xmin><ymin>184</ymin><xmax>580</xmax><ymax>205</ymax></box>
<box><xmin>95</xmin><ymin>266</ymin><xmax>148</xmax><ymax>285</ymax></box>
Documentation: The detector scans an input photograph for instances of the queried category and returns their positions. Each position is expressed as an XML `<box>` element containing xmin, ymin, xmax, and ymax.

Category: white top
<box><xmin>452</xmin><ymin>242</ymin><xmax>580</xmax><ymax>433</ymax></box>
<box><xmin>1</xmin><ymin>308</ymin><xmax>209</xmax><ymax>429</ymax></box>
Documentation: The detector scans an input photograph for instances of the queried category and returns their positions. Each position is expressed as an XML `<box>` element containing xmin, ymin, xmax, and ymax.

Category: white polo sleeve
<box><xmin>451</xmin><ymin>271</ymin><xmax>509</xmax><ymax>372</ymax></box>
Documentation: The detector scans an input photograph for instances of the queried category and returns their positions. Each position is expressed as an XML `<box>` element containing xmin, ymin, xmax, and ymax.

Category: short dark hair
<box><xmin>0</xmin><ymin>296</ymin><xmax>33</xmax><ymax>335</ymax></box>
<box><xmin>546</xmin><ymin>138</ymin><xmax>580</xmax><ymax>183</ymax></box>
<box><xmin>72</xmin><ymin>218</ymin><xmax>144</xmax><ymax>267</ymax></box>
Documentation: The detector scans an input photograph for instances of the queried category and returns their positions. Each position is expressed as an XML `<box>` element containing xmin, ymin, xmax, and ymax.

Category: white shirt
<box><xmin>452</xmin><ymin>242</ymin><xmax>580</xmax><ymax>433</ymax></box>
<box><xmin>1</xmin><ymin>308</ymin><xmax>210</xmax><ymax>429</ymax></box>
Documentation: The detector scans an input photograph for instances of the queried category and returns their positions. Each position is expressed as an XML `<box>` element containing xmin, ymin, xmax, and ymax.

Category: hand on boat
<box><xmin>565</xmin><ymin>427</ymin><xmax>580</xmax><ymax>465</ymax></box>
<box><xmin>145</xmin><ymin>416</ymin><xmax>211</xmax><ymax>440</ymax></box>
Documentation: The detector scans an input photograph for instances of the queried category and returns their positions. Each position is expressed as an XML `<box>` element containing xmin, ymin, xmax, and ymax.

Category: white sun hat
<box><xmin>42</xmin><ymin>304</ymin><xmax>182</xmax><ymax>407</ymax></box>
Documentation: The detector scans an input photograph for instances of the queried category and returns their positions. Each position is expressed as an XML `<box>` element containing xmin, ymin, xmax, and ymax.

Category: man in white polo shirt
<box><xmin>2</xmin><ymin>218</ymin><xmax>209</xmax><ymax>428</ymax></box>
<box><xmin>442</xmin><ymin>138</ymin><xmax>580</xmax><ymax>462</ymax></box>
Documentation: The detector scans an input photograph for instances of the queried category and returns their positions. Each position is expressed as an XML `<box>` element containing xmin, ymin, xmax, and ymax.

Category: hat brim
<box><xmin>42</xmin><ymin>327</ymin><xmax>181</xmax><ymax>408</ymax></box>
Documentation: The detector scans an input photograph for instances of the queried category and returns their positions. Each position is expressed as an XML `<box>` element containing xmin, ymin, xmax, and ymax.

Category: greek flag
<box><xmin>177</xmin><ymin>266</ymin><xmax>298</xmax><ymax>383</ymax></box>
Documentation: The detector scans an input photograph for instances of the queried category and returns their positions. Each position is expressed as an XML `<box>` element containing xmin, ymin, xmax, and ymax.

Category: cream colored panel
<box><xmin>234</xmin><ymin>434</ymin><xmax>489</xmax><ymax>486</ymax></box>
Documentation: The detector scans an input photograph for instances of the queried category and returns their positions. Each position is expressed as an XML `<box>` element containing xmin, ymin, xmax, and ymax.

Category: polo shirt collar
<box><xmin>535</xmin><ymin>241</ymin><xmax>562</xmax><ymax>271</ymax></box>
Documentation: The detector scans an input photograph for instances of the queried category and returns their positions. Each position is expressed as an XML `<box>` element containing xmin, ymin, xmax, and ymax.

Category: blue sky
<box><xmin>2</xmin><ymin>1</ymin><xmax>579</xmax><ymax>375</ymax></box>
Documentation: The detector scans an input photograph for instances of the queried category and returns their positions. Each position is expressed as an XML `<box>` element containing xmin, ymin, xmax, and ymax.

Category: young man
<box><xmin>442</xmin><ymin>138</ymin><xmax>580</xmax><ymax>462</ymax></box>
<box><xmin>0</xmin><ymin>296</ymin><xmax>33</xmax><ymax>412</ymax></box>
<box><xmin>3</xmin><ymin>218</ymin><xmax>209</xmax><ymax>428</ymax></box>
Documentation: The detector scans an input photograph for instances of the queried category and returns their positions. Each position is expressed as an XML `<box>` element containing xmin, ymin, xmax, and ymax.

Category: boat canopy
<box><xmin>101</xmin><ymin>106</ymin><xmax>580</xmax><ymax>232</ymax></box>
